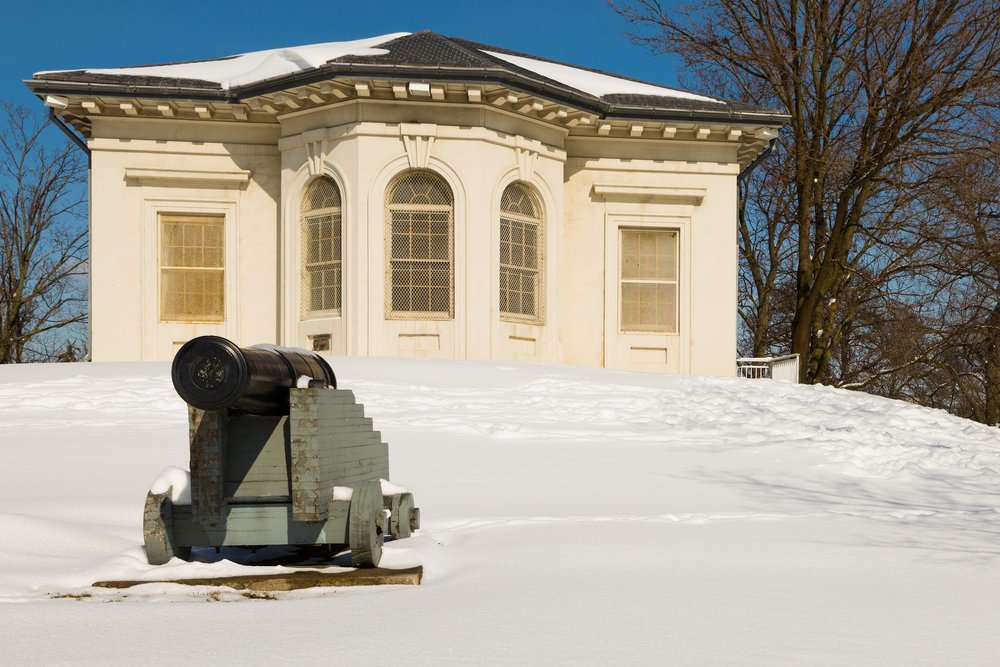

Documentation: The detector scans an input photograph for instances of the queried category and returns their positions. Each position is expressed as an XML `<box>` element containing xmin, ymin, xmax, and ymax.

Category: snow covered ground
<box><xmin>1</xmin><ymin>358</ymin><xmax>999</xmax><ymax>665</ymax></box>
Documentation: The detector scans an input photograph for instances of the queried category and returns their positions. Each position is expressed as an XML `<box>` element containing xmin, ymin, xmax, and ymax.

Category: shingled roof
<box><xmin>28</xmin><ymin>31</ymin><xmax>787</xmax><ymax>124</ymax></box>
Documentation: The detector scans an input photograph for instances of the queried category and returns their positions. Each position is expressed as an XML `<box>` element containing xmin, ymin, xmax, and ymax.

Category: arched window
<box><xmin>385</xmin><ymin>171</ymin><xmax>454</xmax><ymax>318</ymax></box>
<box><xmin>499</xmin><ymin>182</ymin><xmax>544</xmax><ymax>323</ymax></box>
<box><xmin>301</xmin><ymin>177</ymin><xmax>342</xmax><ymax>315</ymax></box>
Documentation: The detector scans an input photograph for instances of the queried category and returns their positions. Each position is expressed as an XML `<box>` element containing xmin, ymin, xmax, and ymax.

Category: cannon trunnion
<box><xmin>143</xmin><ymin>337</ymin><xmax>419</xmax><ymax>567</ymax></box>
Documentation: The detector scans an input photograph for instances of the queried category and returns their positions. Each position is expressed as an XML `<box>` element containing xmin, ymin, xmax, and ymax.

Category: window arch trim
<box><xmin>300</xmin><ymin>176</ymin><xmax>343</xmax><ymax>316</ymax></box>
<box><xmin>384</xmin><ymin>169</ymin><xmax>455</xmax><ymax>320</ymax></box>
<box><xmin>499</xmin><ymin>181</ymin><xmax>545</xmax><ymax>325</ymax></box>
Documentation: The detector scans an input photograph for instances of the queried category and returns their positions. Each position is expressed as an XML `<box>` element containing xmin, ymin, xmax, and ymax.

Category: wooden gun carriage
<box><xmin>143</xmin><ymin>336</ymin><xmax>419</xmax><ymax>567</ymax></box>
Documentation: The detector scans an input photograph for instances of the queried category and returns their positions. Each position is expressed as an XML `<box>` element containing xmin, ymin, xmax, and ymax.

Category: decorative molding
<box><xmin>515</xmin><ymin>146</ymin><xmax>538</xmax><ymax>182</ymax></box>
<box><xmin>273</xmin><ymin>94</ymin><xmax>300</xmax><ymax>110</ymax></box>
<box><xmin>544</xmin><ymin>107</ymin><xmax>568</xmax><ymax>121</ymax></box>
<box><xmin>321</xmin><ymin>83</ymin><xmax>348</xmax><ymax>99</ymax></box>
<box><xmin>249</xmin><ymin>98</ymin><xmax>278</xmax><ymax>114</ymax></box>
<box><xmin>492</xmin><ymin>93</ymin><xmax>518</xmax><ymax>107</ymax></box>
<box><xmin>400</xmin><ymin>123</ymin><xmax>437</xmax><ymax>169</ymax></box>
<box><xmin>301</xmin><ymin>88</ymin><xmax>325</xmax><ymax>105</ymax></box>
<box><xmin>408</xmin><ymin>82</ymin><xmax>431</xmax><ymax>97</ymax></box>
<box><xmin>305</xmin><ymin>139</ymin><xmax>327</xmax><ymax>177</ymax></box>
<box><xmin>592</xmin><ymin>184</ymin><xmax>706</xmax><ymax>205</ymax></box>
<box><xmin>124</xmin><ymin>167</ymin><xmax>251</xmax><ymax>187</ymax></box>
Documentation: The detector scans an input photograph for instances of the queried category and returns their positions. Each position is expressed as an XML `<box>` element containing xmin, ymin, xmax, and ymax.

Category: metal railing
<box><xmin>736</xmin><ymin>354</ymin><xmax>800</xmax><ymax>383</ymax></box>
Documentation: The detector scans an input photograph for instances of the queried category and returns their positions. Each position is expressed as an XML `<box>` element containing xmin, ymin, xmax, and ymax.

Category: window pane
<box><xmin>621</xmin><ymin>229</ymin><xmax>677</xmax><ymax>281</ymax></box>
<box><xmin>621</xmin><ymin>282</ymin><xmax>677</xmax><ymax>332</ymax></box>
<box><xmin>620</xmin><ymin>229</ymin><xmax>678</xmax><ymax>333</ymax></box>
<box><xmin>413</xmin><ymin>234</ymin><xmax>430</xmax><ymax>260</ymax></box>
<box><xmin>303</xmin><ymin>177</ymin><xmax>341</xmax><ymax>212</ymax></box>
<box><xmin>160</xmin><ymin>214</ymin><xmax>225</xmax><ymax>322</ymax></box>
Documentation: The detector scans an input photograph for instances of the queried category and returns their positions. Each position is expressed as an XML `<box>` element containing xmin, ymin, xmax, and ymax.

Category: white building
<box><xmin>29</xmin><ymin>31</ymin><xmax>786</xmax><ymax>374</ymax></box>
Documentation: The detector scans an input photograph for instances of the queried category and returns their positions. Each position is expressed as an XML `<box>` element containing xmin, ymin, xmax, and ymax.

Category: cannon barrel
<box><xmin>171</xmin><ymin>335</ymin><xmax>337</xmax><ymax>415</ymax></box>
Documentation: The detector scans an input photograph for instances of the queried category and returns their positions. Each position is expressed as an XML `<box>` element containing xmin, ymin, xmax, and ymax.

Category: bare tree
<box><xmin>737</xmin><ymin>145</ymin><xmax>796</xmax><ymax>358</ymax></box>
<box><xmin>611</xmin><ymin>0</ymin><xmax>1000</xmax><ymax>384</ymax></box>
<box><xmin>918</xmin><ymin>141</ymin><xmax>1000</xmax><ymax>423</ymax></box>
<box><xmin>0</xmin><ymin>102</ymin><xmax>87</xmax><ymax>363</ymax></box>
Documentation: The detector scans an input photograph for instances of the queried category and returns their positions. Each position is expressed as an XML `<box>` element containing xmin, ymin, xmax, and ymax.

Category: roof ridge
<box><xmin>336</xmin><ymin>30</ymin><xmax>501</xmax><ymax>70</ymax></box>
<box><xmin>436</xmin><ymin>33</ymin><xmax>507</xmax><ymax>69</ymax></box>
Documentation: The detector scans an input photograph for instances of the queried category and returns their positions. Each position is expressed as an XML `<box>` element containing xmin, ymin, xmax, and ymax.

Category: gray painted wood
<box><xmin>171</xmin><ymin>500</ymin><xmax>352</xmax><ymax>546</ymax></box>
<box><xmin>385</xmin><ymin>492</ymin><xmax>415</xmax><ymax>540</ymax></box>
<box><xmin>348</xmin><ymin>480</ymin><xmax>384</xmax><ymax>567</ymax></box>
<box><xmin>143</xmin><ymin>490</ymin><xmax>191</xmax><ymax>565</ymax></box>
<box><xmin>288</xmin><ymin>388</ymin><xmax>391</xmax><ymax>522</ymax></box>
<box><xmin>225</xmin><ymin>416</ymin><xmax>291</xmax><ymax>500</ymax></box>
<box><xmin>289</xmin><ymin>388</ymin><xmax>327</xmax><ymax>521</ymax></box>
<box><xmin>189</xmin><ymin>407</ymin><xmax>227</xmax><ymax>528</ymax></box>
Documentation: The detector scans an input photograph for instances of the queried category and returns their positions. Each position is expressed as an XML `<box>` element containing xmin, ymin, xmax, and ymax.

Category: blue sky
<box><xmin>5</xmin><ymin>0</ymin><xmax>685</xmax><ymax>116</ymax></box>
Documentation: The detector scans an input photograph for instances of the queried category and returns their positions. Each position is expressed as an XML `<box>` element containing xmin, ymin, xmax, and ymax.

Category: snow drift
<box><xmin>1</xmin><ymin>358</ymin><xmax>998</xmax><ymax>665</ymax></box>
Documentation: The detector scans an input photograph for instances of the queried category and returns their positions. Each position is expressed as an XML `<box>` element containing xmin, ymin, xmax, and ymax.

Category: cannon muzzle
<box><xmin>171</xmin><ymin>336</ymin><xmax>336</xmax><ymax>415</ymax></box>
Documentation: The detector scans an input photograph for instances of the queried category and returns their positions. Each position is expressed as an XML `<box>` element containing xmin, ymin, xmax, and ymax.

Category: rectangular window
<box><xmin>159</xmin><ymin>213</ymin><xmax>225</xmax><ymax>322</ymax></box>
<box><xmin>620</xmin><ymin>229</ymin><xmax>677</xmax><ymax>333</ymax></box>
<box><xmin>389</xmin><ymin>209</ymin><xmax>452</xmax><ymax>315</ymax></box>
<box><xmin>304</xmin><ymin>211</ymin><xmax>342</xmax><ymax>313</ymax></box>
<box><xmin>499</xmin><ymin>217</ymin><xmax>540</xmax><ymax>321</ymax></box>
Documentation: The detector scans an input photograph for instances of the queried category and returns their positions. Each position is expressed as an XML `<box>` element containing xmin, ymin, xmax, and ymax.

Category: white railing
<box><xmin>736</xmin><ymin>354</ymin><xmax>800</xmax><ymax>383</ymax></box>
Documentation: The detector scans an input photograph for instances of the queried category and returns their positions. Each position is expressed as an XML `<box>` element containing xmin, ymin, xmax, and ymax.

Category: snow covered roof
<box><xmin>29</xmin><ymin>31</ymin><xmax>786</xmax><ymax>124</ymax></box>
<box><xmin>38</xmin><ymin>33</ymin><xmax>409</xmax><ymax>92</ymax></box>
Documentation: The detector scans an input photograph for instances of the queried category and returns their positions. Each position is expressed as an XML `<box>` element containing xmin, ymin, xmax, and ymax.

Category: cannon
<box><xmin>143</xmin><ymin>336</ymin><xmax>420</xmax><ymax>567</ymax></box>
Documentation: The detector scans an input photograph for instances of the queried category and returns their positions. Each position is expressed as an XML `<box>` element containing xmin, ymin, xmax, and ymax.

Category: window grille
<box><xmin>160</xmin><ymin>213</ymin><xmax>225</xmax><ymax>322</ymax></box>
<box><xmin>620</xmin><ymin>229</ymin><xmax>678</xmax><ymax>333</ymax></box>
<box><xmin>385</xmin><ymin>171</ymin><xmax>454</xmax><ymax>319</ymax></box>
<box><xmin>499</xmin><ymin>182</ymin><xmax>544</xmax><ymax>323</ymax></box>
<box><xmin>301</xmin><ymin>177</ymin><xmax>342</xmax><ymax>316</ymax></box>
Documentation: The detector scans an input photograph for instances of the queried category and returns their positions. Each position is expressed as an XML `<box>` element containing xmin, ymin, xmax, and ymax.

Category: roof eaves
<box><xmin>26</xmin><ymin>64</ymin><xmax>791</xmax><ymax>128</ymax></box>
<box><xmin>232</xmin><ymin>61</ymin><xmax>613</xmax><ymax>116</ymax></box>
<box><xmin>231</xmin><ymin>62</ymin><xmax>512</xmax><ymax>97</ymax></box>
<box><xmin>25</xmin><ymin>78</ymin><xmax>232</xmax><ymax>103</ymax></box>
<box><xmin>236</xmin><ymin>62</ymin><xmax>789</xmax><ymax>126</ymax></box>
<box><xmin>603</xmin><ymin>102</ymin><xmax>790</xmax><ymax>126</ymax></box>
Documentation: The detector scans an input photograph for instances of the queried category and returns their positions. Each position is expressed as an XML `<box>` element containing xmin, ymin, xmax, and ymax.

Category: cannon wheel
<box><xmin>143</xmin><ymin>489</ymin><xmax>191</xmax><ymax>565</ymax></box>
<box><xmin>349</xmin><ymin>480</ymin><xmax>384</xmax><ymax>568</ymax></box>
<box><xmin>387</xmin><ymin>492</ymin><xmax>417</xmax><ymax>540</ymax></box>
